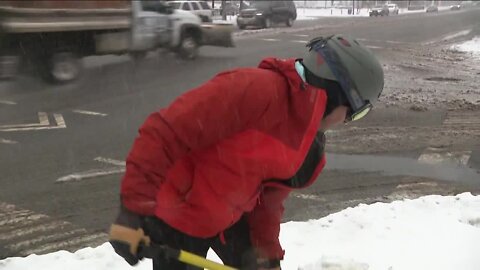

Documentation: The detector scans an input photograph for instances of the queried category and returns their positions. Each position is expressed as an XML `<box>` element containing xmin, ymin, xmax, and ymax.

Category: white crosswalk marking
<box><xmin>0</xmin><ymin>138</ymin><xmax>17</xmax><ymax>144</ymax></box>
<box><xmin>443</xmin><ymin>111</ymin><xmax>480</xmax><ymax>129</ymax></box>
<box><xmin>292</xmin><ymin>40</ymin><xmax>308</xmax><ymax>43</ymax></box>
<box><xmin>0</xmin><ymin>202</ymin><xmax>107</xmax><ymax>258</ymax></box>
<box><xmin>72</xmin><ymin>109</ymin><xmax>108</xmax><ymax>117</ymax></box>
<box><xmin>418</xmin><ymin>147</ymin><xmax>471</xmax><ymax>166</ymax></box>
<box><xmin>0</xmin><ymin>100</ymin><xmax>17</xmax><ymax>105</ymax></box>
<box><xmin>417</xmin><ymin>111</ymin><xmax>477</xmax><ymax>166</ymax></box>
<box><xmin>260</xmin><ymin>38</ymin><xmax>279</xmax><ymax>42</ymax></box>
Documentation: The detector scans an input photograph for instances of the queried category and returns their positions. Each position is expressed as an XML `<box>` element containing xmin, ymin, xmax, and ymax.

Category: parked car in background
<box><xmin>426</xmin><ymin>5</ymin><xmax>439</xmax><ymax>13</ymax></box>
<box><xmin>386</xmin><ymin>3</ymin><xmax>399</xmax><ymax>15</ymax></box>
<box><xmin>369</xmin><ymin>5</ymin><xmax>389</xmax><ymax>16</ymax></box>
<box><xmin>450</xmin><ymin>4</ymin><xmax>461</xmax><ymax>11</ymax></box>
<box><xmin>167</xmin><ymin>1</ymin><xmax>213</xmax><ymax>22</ymax></box>
<box><xmin>236</xmin><ymin>0</ymin><xmax>297</xmax><ymax>29</ymax></box>
<box><xmin>220</xmin><ymin>2</ymin><xmax>240</xmax><ymax>16</ymax></box>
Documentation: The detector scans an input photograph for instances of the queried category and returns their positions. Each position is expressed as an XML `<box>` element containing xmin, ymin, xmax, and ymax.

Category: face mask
<box><xmin>295</xmin><ymin>60</ymin><xmax>307</xmax><ymax>83</ymax></box>
<box><xmin>302</xmin><ymin>63</ymin><xmax>350</xmax><ymax>118</ymax></box>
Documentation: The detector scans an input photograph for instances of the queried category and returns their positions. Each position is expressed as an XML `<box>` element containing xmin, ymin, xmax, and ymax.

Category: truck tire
<box><xmin>177</xmin><ymin>34</ymin><xmax>199</xmax><ymax>60</ymax></box>
<box><xmin>286</xmin><ymin>17</ymin><xmax>294</xmax><ymax>27</ymax></box>
<box><xmin>40</xmin><ymin>52</ymin><xmax>82</xmax><ymax>83</ymax></box>
<box><xmin>263</xmin><ymin>17</ymin><xmax>272</xmax><ymax>29</ymax></box>
<box><xmin>130</xmin><ymin>51</ymin><xmax>147</xmax><ymax>61</ymax></box>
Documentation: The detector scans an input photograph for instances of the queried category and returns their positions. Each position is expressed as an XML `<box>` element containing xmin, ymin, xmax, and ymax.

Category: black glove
<box><xmin>256</xmin><ymin>258</ymin><xmax>281</xmax><ymax>269</ymax></box>
<box><xmin>109</xmin><ymin>205</ymin><xmax>150</xmax><ymax>266</ymax></box>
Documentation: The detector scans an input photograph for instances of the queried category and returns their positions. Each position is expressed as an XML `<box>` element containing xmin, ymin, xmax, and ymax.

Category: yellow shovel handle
<box><xmin>178</xmin><ymin>249</ymin><xmax>238</xmax><ymax>270</ymax></box>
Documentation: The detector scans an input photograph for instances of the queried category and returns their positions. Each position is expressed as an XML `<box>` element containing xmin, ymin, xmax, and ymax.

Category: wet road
<box><xmin>0</xmin><ymin>7</ymin><xmax>479</xmax><ymax>258</ymax></box>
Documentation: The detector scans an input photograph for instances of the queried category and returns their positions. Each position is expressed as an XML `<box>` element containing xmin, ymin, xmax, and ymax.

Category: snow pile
<box><xmin>281</xmin><ymin>193</ymin><xmax>480</xmax><ymax>270</ymax></box>
<box><xmin>401</xmin><ymin>5</ymin><xmax>452</xmax><ymax>14</ymax></box>
<box><xmin>1</xmin><ymin>193</ymin><xmax>480</xmax><ymax>270</ymax></box>
<box><xmin>451</xmin><ymin>36</ymin><xmax>480</xmax><ymax>55</ymax></box>
<box><xmin>296</xmin><ymin>8</ymin><xmax>370</xmax><ymax>19</ymax></box>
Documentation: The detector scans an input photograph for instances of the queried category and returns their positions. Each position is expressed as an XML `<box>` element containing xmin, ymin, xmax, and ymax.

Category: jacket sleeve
<box><xmin>120</xmin><ymin>70</ymin><xmax>281</xmax><ymax>215</ymax></box>
<box><xmin>246</xmin><ymin>186</ymin><xmax>291</xmax><ymax>260</ymax></box>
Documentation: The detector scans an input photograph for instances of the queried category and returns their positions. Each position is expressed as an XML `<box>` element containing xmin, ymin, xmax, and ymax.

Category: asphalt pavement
<box><xmin>1</xmin><ymin>7</ymin><xmax>479</xmax><ymax>258</ymax></box>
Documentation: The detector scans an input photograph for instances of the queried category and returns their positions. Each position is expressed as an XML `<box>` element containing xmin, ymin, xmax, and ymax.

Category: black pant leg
<box><xmin>210</xmin><ymin>216</ymin><xmax>257</xmax><ymax>269</ymax></box>
<box><xmin>143</xmin><ymin>217</ymin><xmax>211</xmax><ymax>270</ymax></box>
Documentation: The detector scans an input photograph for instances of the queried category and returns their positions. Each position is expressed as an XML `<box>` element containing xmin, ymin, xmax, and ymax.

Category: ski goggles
<box><xmin>307</xmin><ymin>36</ymin><xmax>373</xmax><ymax>122</ymax></box>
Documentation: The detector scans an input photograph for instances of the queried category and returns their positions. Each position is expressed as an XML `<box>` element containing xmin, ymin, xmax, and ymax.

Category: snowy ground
<box><xmin>327</xmin><ymin>32</ymin><xmax>480</xmax><ymax>154</ymax></box>
<box><xmin>296</xmin><ymin>8</ymin><xmax>369</xmax><ymax>19</ymax></box>
<box><xmin>214</xmin><ymin>6</ymin><xmax>455</xmax><ymax>23</ymax></box>
<box><xmin>451</xmin><ymin>36</ymin><xmax>480</xmax><ymax>56</ymax></box>
<box><xmin>1</xmin><ymin>193</ymin><xmax>479</xmax><ymax>270</ymax></box>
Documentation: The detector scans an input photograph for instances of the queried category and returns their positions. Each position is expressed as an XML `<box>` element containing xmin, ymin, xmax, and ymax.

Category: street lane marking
<box><xmin>423</xmin><ymin>29</ymin><xmax>472</xmax><ymax>45</ymax></box>
<box><xmin>366</xmin><ymin>45</ymin><xmax>382</xmax><ymax>49</ymax></box>
<box><xmin>417</xmin><ymin>111</ymin><xmax>478</xmax><ymax>166</ymax></box>
<box><xmin>72</xmin><ymin>109</ymin><xmax>108</xmax><ymax>117</ymax></box>
<box><xmin>9</xmin><ymin>229</ymin><xmax>87</xmax><ymax>250</ymax></box>
<box><xmin>292</xmin><ymin>40</ymin><xmax>308</xmax><ymax>43</ymax></box>
<box><xmin>0</xmin><ymin>202</ymin><xmax>107</xmax><ymax>257</ymax></box>
<box><xmin>56</xmin><ymin>168</ymin><xmax>126</xmax><ymax>182</ymax></box>
<box><xmin>356</xmin><ymin>38</ymin><xmax>410</xmax><ymax>45</ymax></box>
<box><xmin>0</xmin><ymin>220</ymin><xmax>70</xmax><ymax>241</ymax></box>
<box><xmin>21</xmin><ymin>232</ymin><xmax>107</xmax><ymax>255</ymax></box>
<box><xmin>260</xmin><ymin>38</ymin><xmax>279</xmax><ymax>42</ymax></box>
<box><xmin>443</xmin><ymin>111</ymin><xmax>480</xmax><ymax>127</ymax></box>
<box><xmin>293</xmin><ymin>34</ymin><xmax>309</xmax><ymax>37</ymax></box>
<box><xmin>418</xmin><ymin>147</ymin><xmax>471</xmax><ymax>166</ymax></box>
<box><xmin>293</xmin><ymin>193</ymin><xmax>327</xmax><ymax>202</ymax></box>
<box><xmin>56</xmin><ymin>157</ymin><xmax>125</xmax><ymax>183</ymax></box>
<box><xmin>0</xmin><ymin>112</ymin><xmax>49</xmax><ymax>129</ymax></box>
<box><xmin>0</xmin><ymin>100</ymin><xmax>17</xmax><ymax>105</ymax></box>
<box><xmin>0</xmin><ymin>113</ymin><xmax>66</xmax><ymax>132</ymax></box>
<box><xmin>94</xmin><ymin>156</ymin><xmax>125</xmax><ymax>166</ymax></box>
<box><xmin>395</xmin><ymin>182</ymin><xmax>438</xmax><ymax>189</ymax></box>
<box><xmin>0</xmin><ymin>138</ymin><xmax>17</xmax><ymax>144</ymax></box>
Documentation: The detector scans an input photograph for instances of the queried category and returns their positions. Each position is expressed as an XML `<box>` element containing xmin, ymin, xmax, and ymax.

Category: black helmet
<box><xmin>302</xmin><ymin>35</ymin><xmax>384</xmax><ymax>121</ymax></box>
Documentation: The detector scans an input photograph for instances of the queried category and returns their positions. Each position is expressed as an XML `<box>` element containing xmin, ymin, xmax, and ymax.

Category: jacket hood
<box><xmin>258</xmin><ymin>58</ymin><xmax>305</xmax><ymax>91</ymax></box>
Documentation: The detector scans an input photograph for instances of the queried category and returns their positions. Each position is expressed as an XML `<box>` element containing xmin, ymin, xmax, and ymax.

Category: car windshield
<box><xmin>168</xmin><ymin>2</ymin><xmax>181</xmax><ymax>9</ymax></box>
<box><xmin>249</xmin><ymin>1</ymin><xmax>273</xmax><ymax>9</ymax></box>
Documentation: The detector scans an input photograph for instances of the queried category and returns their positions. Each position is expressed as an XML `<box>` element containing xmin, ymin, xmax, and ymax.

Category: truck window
<box><xmin>199</xmin><ymin>2</ymin><xmax>211</xmax><ymax>10</ymax></box>
<box><xmin>168</xmin><ymin>2</ymin><xmax>182</xmax><ymax>9</ymax></box>
<box><xmin>141</xmin><ymin>0</ymin><xmax>170</xmax><ymax>13</ymax></box>
<box><xmin>191</xmin><ymin>2</ymin><xmax>200</xmax><ymax>10</ymax></box>
<box><xmin>182</xmin><ymin>2</ymin><xmax>191</xmax><ymax>11</ymax></box>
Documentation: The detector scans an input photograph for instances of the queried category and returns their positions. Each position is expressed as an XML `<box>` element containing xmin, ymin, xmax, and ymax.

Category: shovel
<box><xmin>141</xmin><ymin>243</ymin><xmax>238</xmax><ymax>270</ymax></box>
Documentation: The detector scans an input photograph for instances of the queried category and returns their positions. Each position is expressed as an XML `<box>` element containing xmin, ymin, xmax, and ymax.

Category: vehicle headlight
<box><xmin>255</xmin><ymin>12</ymin><xmax>263</xmax><ymax>16</ymax></box>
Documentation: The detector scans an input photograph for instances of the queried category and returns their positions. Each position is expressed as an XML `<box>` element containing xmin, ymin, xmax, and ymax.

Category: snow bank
<box><xmin>451</xmin><ymin>36</ymin><xmax>480</xmax><ymax>55</ymax></box>
<box><xmin>296</xmin><ymin>8</ymin><xmax>369</xmax><ymax>19</ymax></box>
<box><xmin>1</xmin><ymin>193</ymin><xmax>480</xmax><ymax>270</ymax></box>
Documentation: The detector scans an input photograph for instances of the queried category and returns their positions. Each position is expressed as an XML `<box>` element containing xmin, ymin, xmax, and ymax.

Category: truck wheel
<box><xmin>130</xmin><ymin>51</ymin><xmax>147</xmax><ymax>61</ymax></box>
<box><xmin>41</xmin><ymin>52</ymin><xmax>82</xmax><ymax>83</ymax></box>
<box><xmin>263</xmin><ymin>17</ymin><xmax>272</xmax><ymax>29</ymax></box>
<box><xmin>286</xmin><ymin>17</ymin><xmax>294</xmax><ymax>27</ymax></box>
<box><xmin>238</xmin><ymin>24</ymin><xmax>246</xmax><ymax>30</ymax></box>
<box><xmin>177</xmin><ymin>34</ymin><xmax>199</xmax><ymax>60</ymax></box>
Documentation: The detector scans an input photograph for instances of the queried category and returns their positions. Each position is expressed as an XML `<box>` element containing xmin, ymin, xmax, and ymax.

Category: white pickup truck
<box><xmin>0</xmin><ymin>0</ymin><xmax>234</xmax><ymax>83</ymax></box>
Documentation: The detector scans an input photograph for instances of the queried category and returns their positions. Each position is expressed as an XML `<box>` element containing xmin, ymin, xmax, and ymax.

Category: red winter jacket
<box><xmin>121</xmin><ymin>58</ymin><xmax>327</xmax><ymax>259</ymax></box>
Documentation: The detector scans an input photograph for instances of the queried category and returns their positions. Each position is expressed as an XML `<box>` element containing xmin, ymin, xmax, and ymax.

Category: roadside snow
<box><xmin>451</xmin><ymin>36</ymin><xmax>480</xmax><ymax>55</ymax></box>
<box><xmin>401</xmin><ymin>5</ymin><xmax>452</xmax><ymax>14</ymax></box>
<box><xmin>296</xmin><ymin>8</ymin><xmax>369</xmax><ymax>19</ymax></box>
<box><xmin>442</xmin><ymin>30</ymin><xmax>472</xmax><ymax>41</ymax></box>
<box><xmin>2</xmin><ymin>193</ymin><xmax>480</xmax><ymax>270</ymax></box>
